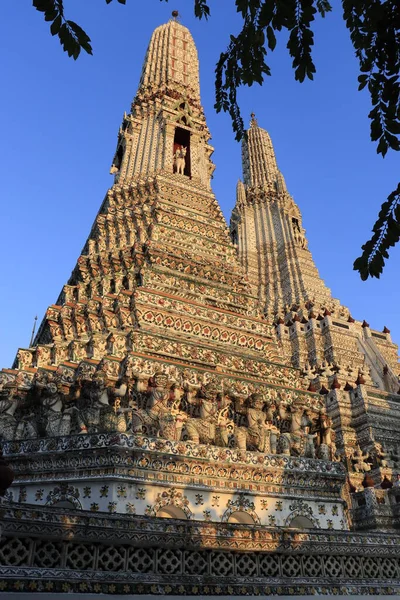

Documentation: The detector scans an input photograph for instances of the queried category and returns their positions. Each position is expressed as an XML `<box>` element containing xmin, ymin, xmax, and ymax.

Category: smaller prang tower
<box><xmin>231</xmin><ymin>114</ymin><xmax>400</xmax><ymax>477</ymax></box>
<box><xmin>231</xmin><ymin>115</ymin><xmax>399</xmax><ymax>389</ymax></box>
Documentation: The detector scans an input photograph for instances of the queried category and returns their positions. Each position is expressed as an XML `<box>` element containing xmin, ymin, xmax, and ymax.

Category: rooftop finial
<box><xmin>250</xmin><ymin>112</ymin><xmax>258</xmax><ymax>127</ymax></box>
<box><xmin>29</xmin><ymin>315</ymin><xmax>38</xmax><ymax>347</ymax></box>
<box><xmin>172</xmin><ymin>10</ymin><xmax>179</xmax><ymax>21</ymax></box>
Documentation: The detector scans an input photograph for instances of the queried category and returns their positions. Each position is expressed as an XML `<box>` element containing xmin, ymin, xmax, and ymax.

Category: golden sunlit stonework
<box><xmin>0</xmin><ymin>16</ymin><xmax>400</xmax><ymax>597</ymax></box>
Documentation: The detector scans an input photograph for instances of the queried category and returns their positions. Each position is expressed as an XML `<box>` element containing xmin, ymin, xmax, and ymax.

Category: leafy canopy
<box><xmin>32</xmin><ymin>0</ymin><xmax>400</xmax><ymax>280</ymax></box>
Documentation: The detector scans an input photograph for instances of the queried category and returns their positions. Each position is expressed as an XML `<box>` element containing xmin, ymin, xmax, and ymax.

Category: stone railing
<box><xmin>0</xmin><ymin>503</ymin><xmax>399</xmax><ymax>595</ymax></box>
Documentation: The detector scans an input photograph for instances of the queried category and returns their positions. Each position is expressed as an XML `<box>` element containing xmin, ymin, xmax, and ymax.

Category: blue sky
<box><xmin>0</xmin><ymin>1</ymin><xmax>399</xmax><ymax>368</ymax></box>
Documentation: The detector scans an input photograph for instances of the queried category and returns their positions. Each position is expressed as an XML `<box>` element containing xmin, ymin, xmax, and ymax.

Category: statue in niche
<box><xmin>351</xmin><ymin>445</ymin><xmax>371</xmax><ymax>473</ymax></box>
<box><xmin>174</xmin><ymin>146</ymin><xmax>187</xmax><ymax>175</ymax></box>
<box><xmin>235</xmin><ymin>393</ymin><xmax>277</xmax><ymax>453</ymax></box>
<box><xmin>185</xmin><ymin>382</ymin><xmax>230</xmax><ymax>446</ymax></box>
<box><xmin>291</xmin><ymin>217</ymin><xmax>307</xmax><ymax>249</ymax></box>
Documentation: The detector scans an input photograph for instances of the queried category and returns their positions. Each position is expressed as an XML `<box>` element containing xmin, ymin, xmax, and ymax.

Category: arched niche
<box><xmin>45</xmin><ymin>485</ymin><xmax>82</xmax><ymax>510</ymax></box>
<box><xmin>110</xmin><ymin>143</ymin><xmax>125</xmax><ymax>174</ymax></box>
<box><xmin>173</xmin><ymin>126</ymin><xmax>191</xmax><ymax>177</ymax></box>
<box><xmin>227</xmin><ymin>510</ymin><xmax>255</xmax><ymax>525</ymax></box>
<box><xmin>51</xmin><ymin>500</ymin><xmax>77</xmax><ymax>510</ymax></box>
<box><xmin>122</xmin><ymin>275</ymin><xmax>130</xmax><ymax>290</ymax></box>
<box><xmin>156</xmin><ymin>505</ymin><xmax>188</xmax><ymax>520</ymax></box>
<box><xmin>288</xmin><ymin>515</ymin><xmax>315</xmax><ymax>529</ymax></box>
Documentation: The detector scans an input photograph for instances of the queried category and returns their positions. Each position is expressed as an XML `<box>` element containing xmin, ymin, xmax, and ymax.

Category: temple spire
<box><xmin>138</xmin><ymin>17</ymin><xmax>200</xmax><ymax>103</ymax></box>
<box><xmin>231</xmin><ymin>118</ymin><xmax>400</xmax><ymax>392</ymax></box>
<box><xmin>232</xmin><ymin>118</ymin><xmax>334</xmax><ymax>317</ymax></box>
<box><xmin>241</xmin><ymin>117</ymin><xmax>285</xmax><ymax>191</ymax></box>
<box><xmin>109</xmin><ymin>17</ymin><xmax>214</xmax><ymax>187</ymax></box>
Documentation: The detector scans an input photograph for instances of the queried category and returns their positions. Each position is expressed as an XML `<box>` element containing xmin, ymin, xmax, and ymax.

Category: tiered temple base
<box><xmin>1</xmin><ymin>432</ymin><xmax>400</xmax><ymax>596</ymax></box>
<box><xmin>1</xmin><ymin>433</ymin><xmax>347</xmax><ymax>526</ymax></box>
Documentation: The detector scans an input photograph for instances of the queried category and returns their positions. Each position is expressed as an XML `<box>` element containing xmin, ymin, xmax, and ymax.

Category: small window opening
<box><xmin>227</xmin><ymin>511</ymin><xmax>255</xmax><ymax>525</ymax></box>
<box><xmin>111</xmin><ymin>144</ymin><xmax>124</xmax><ymax>173</ymax></box>
<box><xmin>109</xmin><ymin>279</ymin><xmax>116</xmax><ymax>294</ymax></box>
<box><xmin>292</xmin><ymin>217</ymin><xmax>300</xmax><ymax>232</ymax></box>
<box><xmin>173</xmin><ymin>126</ymin><xmax>191</xmax><ymax>177</ymax></box>
<box><xmin>51</xmin><ymin>500</ymin><xmax>77</xmax><ymax>509</ymax></box>
<box><xmin>156</xmin><ymin>505</ymin><xmax>187</xmax><ymax>520</ymax></box>
<box><xmin>122</xmin><ymin>275</ymin><xmax>129</xmax><ymax>290</ymax></box>
<box><xmin>289</xmin><ymin>515</ymin><xmax>314</xmax><ymax>529</ymax></box>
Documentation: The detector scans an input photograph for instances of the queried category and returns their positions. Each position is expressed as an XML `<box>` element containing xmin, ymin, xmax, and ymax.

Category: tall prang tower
<box><xmin>0</xmin><ymin>16</ymin><xmax>400</xmax><ymax>598</ymax></box>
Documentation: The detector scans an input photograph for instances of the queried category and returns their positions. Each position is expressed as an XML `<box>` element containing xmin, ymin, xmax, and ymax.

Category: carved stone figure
<box><xmin>301</xmin><ymin>409</ymin><xmax>313</xmax><ymax>434</ymax></box>
<box><xmin>111</xmin><ymin>377</ymin><xmax>131</xmax><ymax>433</ymax></box>
<box><xmin>288</xmin><ymin>405</ymin><xmax>306</xmax><ymax>456</ymax></box>
<box><xmin>0</xmin><ymin>390</ymin><xmax>19</xmax><ymax>441</ymax></box>
<box><xmin>235</xmin><ymin>393</ymin><xmax>275</xmax><ymax>453</ymax></box>
<box><xmin>130</xmin><ymin>372</ymin><xmax>186</xmax><ymax>440</ymax></box>
<box><xmin>304</xmin><ymin>432</ymin><xmax>318</xmax><ymax>459</ymax></box>
<box><xmin>42</xmin><ymin>382</ymin><xmax>76</xmax><ymax>437</ymax></box>
<box><xmin>174</xmin><ymin>146</ymin><xmax>187</xmax><ymax>175</ymax></box>
<box><xmin>317</xmin><ymin>443</ymin><xmax>331</xmax><ymax>461</ymax></box>
<box><xmin>371</xmin><ymin>442</ymin><xmax>396</xmax><ymax>469</ymax></box>
<box><xmin>277</xmin><ymin>432</ymin><xmax>291</xmax><ymax>455</ymax></box>
<box><xmin>185</xmin><ymin>382</ymin><xmax>230</xmax><ymax>446</ymax></box>
<box><xmin>156</xmin><ymin>384</ymin><xmax>187</xmax><ymax>441</ymax></box>
<box><xmin>292</xmin><ymin>218</ymin><xmax>307</xmax><ymax>248</ymax></box>
<box><xmin>78</xmin><ymin>373</ymin><xmax>117</xmax><ymax>433</ymax></box>
<box><xmin>317</xmin><ymin>412</ymin><xmax>335</xmax><ymax>447</ymax></box>
<box><xmin>352</xmin><ymin>445</ymin><xmax>371</xmax><ymax>473</ymax></box>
